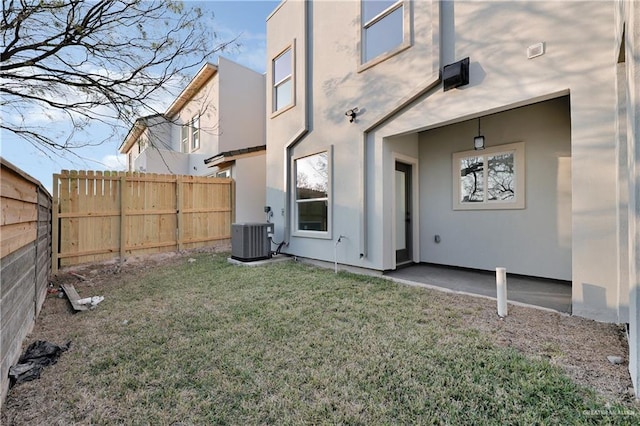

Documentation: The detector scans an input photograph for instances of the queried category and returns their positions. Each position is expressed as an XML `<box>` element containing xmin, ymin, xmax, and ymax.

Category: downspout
<box><xmin>284</xmin><ymin>129</ymin><xmax>308</xmax><ymax>244</ymax></box>
<box><xmin>359</xmin><ymin>0</ymin><xmax>443</xmax><ymax>260</ymax></box>
<box><xmin>283</xmin><ymin>0</ymin><xmax>311</xmax><ymax>245</ymax></box>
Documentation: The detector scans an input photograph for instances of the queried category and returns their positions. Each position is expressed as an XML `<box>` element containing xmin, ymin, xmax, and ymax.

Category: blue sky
<box><xmin>0</xmin><ymin>0</ymin><xmax>279</xmax><ymax>193</ymax></box>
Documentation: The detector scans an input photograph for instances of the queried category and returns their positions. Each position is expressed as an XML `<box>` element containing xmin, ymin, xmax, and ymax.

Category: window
<box><xmin>191</xmin><ymin>116</ymin><xmax>200</xmax><ymax>151</ymax></box>
<box><xmin>216</xmin><ymin>169</ymin><xmax>230</xmax><ymax>178</ymax></box>
<box><xmin>452</xmin><ymin>142</ymin><xmax>525</xmax><ymax>210</ymax></box>
<box><xmin>128</xmin><ymin>152</ymin><xmax>133</xmax><ymax>171</ymax></box>
<box><xmin>295</xmin><ymin>151</ymin><xmax>329</xmax><ymax>233</ymax></box>
<box><xmin>181</xmin><ymin>124</ymin><xmax>189</xmax><ymax>153</ymax></box>
<box><xmin>273</xmin><ymin>47</ymin><xmax>292</xmax><ymax>112</ymax></box>
<box><xmin>362</xmin><ymin>0</ymin><xmax>408</xmax><ymax>65</ymax></box>
<box><xmin>139</xmin><ymin>136</ymin><xmax>148</xmax><ymax>153</ymax></box>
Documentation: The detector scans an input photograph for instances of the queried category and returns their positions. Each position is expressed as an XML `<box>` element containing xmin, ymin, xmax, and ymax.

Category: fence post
<box><xmin>176</xmin><ymin>176</ymin><xmax>183</xmax><ymax>252</ymax></box>
<box><xmin>119</xmin><ymin>175</ymin><xmax>127</xmax><ymax>263</ymax></box>
<box><xmin>51</xmin><ymin>174</ymin><xmax>60</xmax><ymax>274</ymax></box>
<box><xmin>230</xmin><ymin>178</ymin><xmax>236</xmax><ymax>225</ymax></box>
<box><xmin>34</xmin><ymin>185</ymin><xmax>40</xmax><ymax>318</ymax></box>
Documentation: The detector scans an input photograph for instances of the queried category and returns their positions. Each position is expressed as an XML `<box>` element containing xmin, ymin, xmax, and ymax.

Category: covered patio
<box><xmin>386</xmin><ymin>264</ymin><xmax>572</xmax><ymax>314</ymax></box>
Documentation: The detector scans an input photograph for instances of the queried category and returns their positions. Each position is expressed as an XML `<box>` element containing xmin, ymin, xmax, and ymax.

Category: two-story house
<box><xmin>265</xmin><ymin>0</ymin><xmax>639</xmax><ymax>394</ymax></box>
<box><xmin>119</xmin><ymin>57</ymin><xmax>267</xmax><ymax>223</ymax></box>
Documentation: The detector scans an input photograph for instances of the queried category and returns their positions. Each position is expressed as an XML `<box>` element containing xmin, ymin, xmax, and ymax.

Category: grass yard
<box><xmin>2</xmin><ymin>252</ymin><xmax>638</xmax><ymax>424</ymax></box>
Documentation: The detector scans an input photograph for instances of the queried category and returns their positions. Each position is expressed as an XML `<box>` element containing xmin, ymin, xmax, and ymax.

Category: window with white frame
<box><xmin>452</xmin><ymin>142</ymin><xmax>525</xmax><ymax>210</ymax></box>
<box><xmin>295</xmin><ymin>151</ymin><xmax>330</xmax><ymax>233</ymax></box>
<box><xmin>137</xmin><ymin>136</ymin><xmax>148</xmax><ymax>154</ymax></box>
<box><xmin>273</xmin><ymin>47</ymin><xmax>293</xmax><ymax>112</ymax></box>
<box><xmin>362</xmin><ymin>0</ymin><xmax>409</xmax><ymax>64</ymax></box>
<box><xmin>191</xmin><ymin>115</ymin><xmax>200</xmax><ymax>151</ymax></box>
<box><xmin>216</xmin><ymin>169</ymin><xmax>230</xmax><ymax>178</ymax></box>
<box><xmin>181</xmin><ymin>124</ymin><xmax>189</xmax><ymax>153</ymax></box>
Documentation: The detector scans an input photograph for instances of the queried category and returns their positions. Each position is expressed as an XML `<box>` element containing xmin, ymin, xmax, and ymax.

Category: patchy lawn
<box><xmin>2</xmin><ymin>252</ymin><xmax>639</xmax><ymax>424</ymax></box>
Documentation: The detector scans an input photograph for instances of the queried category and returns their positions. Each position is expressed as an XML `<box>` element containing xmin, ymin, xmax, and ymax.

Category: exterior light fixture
<box><xmin>345</xmin><ymin>107</ymin><xmax>358</xmax><ymax>123</ymax></box>
<box><xmin>474</xmin><ymin>118</ymin><xmax>485</xmax><ymax>150</ymax></box>
<box><xmin>443</xmin><ymin>57</ymin><xmax>470</xmax><ymax>91</ymax></box>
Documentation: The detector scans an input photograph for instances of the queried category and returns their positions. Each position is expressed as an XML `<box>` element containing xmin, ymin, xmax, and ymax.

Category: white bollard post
<box><xmin>496</xmin><ymin>267</ymin><xmax>508</xmax><ymax>317</ymax></box>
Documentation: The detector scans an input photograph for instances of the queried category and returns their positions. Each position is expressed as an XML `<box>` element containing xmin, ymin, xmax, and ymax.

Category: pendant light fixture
<box><xmin>474</xmin><ymin>117</ymin><xmax>485</xmax><ymax>150</ymax></box>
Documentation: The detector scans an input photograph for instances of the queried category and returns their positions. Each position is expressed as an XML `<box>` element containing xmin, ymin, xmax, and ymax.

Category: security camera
<box><xmin>345</xmin><ymin>107</ymin><xmax>358</xmax><ymax>123</ymax></box>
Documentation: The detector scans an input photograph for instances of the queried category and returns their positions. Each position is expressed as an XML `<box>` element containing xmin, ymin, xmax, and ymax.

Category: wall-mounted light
<box><xmin>443</xmin><ymin>57</ymin><xmax>470</xmax><ymax>91</ymax></box>
<box><xmin>345</xmin><ymin>107</ymin><xmax>358</xmax><ymax>123</ymax></box>
<box><xmin>474</xmin><ymin>118</ymin><xmax>485</xmax><ymax>150</ymax></box>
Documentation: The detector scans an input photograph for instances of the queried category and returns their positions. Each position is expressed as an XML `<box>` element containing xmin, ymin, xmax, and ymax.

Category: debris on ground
<box><xmin>8</xmin><ymin>340</ymin><xmax>71</xmax><ymax>386</ymax></box>
<box><xmin>188</xmin><ymin>258</ymin><xmax>196</xmax><ymax>263</ymax></box>
<box><xmin>60</xmin><ymin>283</ymin><xmax>103</xmax><ymax>311</ymax></box>
<box><xmin>607</xmin><ymin>355</ymin><xmax>624</xmax><ymax>365</ymax></box>
<box><xmin>76</xmin><ymin>296</ymin><xmax>104</xmax><ymax>307</ymax></box>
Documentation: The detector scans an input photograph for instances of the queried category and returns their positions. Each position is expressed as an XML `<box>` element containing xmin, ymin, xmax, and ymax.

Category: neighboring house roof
<box><xmin>204</xmin><ymin>145</ymin><xmax>267</xmax><ymax>169</ymax></box>
<box><xmin>165</xmin><ymin>62</ymin><xmax>218</xmax><ymax>119</ymax></box>
<box><xmin>119</xmin><ymin>62</ymin><xmax>217</xmax><ymax>154</ymax></box>
<box><xmin>118</xmin><ymin>113</ymin><xmax>165</xmax><ymax>154</ymax></box>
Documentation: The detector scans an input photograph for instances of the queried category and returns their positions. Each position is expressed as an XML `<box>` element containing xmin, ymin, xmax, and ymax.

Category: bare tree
<box><xmin>0</xmin><ymin>0</ymin><xmax>236</xmax><ymax>158</ymax></box>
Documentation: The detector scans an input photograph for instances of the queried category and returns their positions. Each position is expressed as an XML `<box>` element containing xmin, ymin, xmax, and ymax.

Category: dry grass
<box><xmin>2</xmin><ymin>251</ymin><xmax>639</xmax><ymax>424</ymax></box>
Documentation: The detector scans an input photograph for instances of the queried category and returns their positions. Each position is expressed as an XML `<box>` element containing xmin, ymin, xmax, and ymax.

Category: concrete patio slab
<box><xmin>385</xmin><ymin>264</ymin><xmax>572</xmax><ymax>314</ymax></box>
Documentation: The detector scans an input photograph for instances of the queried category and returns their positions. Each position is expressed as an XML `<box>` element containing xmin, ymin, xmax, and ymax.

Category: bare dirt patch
<box><xmin>454</xmin><ymin>297</ymin><xmax>635</xmax><ymax>404</ymax></box>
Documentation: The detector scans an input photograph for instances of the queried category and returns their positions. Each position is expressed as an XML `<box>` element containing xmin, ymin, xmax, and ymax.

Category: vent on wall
<box><xmin>231</xmin><ymin>223</ymin><xmax>274</xmax><ymax>262</ymax></box>
<box><xmin>527</xmin><ymin>42</ymin><xmax>545</xmax><ymax>59</ymax></box>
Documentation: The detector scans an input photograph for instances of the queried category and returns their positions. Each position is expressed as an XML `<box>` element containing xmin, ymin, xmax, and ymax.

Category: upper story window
<box><xmin>361</xmin><ymin>0</ymin><xmax>410</xmax><ymax>66</ymax></box>
<box><xmin>180</xmin><ymin>115</ymin><xmax>200</xmax><ymax>152</ymax></box>
<box><xmin>181</xmin><ymin>124</ymin><xmax>189</xmax><ymax>153</ymax></box>
<box><xmin>191</xmin><ymin>115</ymin><xmax>200</xmax><ymax>151</ymax></box>
<box><xmin>137</xmin><ymin>136</ymin><xmax>148</xmax><ymax>154</ymax></box>
<box><xmin>273</xmin><ymin>47</ymin><xmax>293</xmax><ymax>112</ymax></box>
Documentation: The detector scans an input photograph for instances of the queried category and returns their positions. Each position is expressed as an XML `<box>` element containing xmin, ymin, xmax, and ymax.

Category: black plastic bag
<box><xmin>8</xmin><ymin>340</ymin><xmax>71</xmax><ymax>386</ymax></box>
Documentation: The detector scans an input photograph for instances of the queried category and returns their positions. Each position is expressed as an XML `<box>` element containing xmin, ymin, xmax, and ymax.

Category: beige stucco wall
<box><xmin>615</xmin><ymin>0</ymin><xmax>640</xmax><ymax>398</ymax></box>
<box><xmin>218</xmin><ymin>57</ymin><xmax>266</xmax><ymax>154</ymax></box>
<box><xmin>266</xmin><ymin>1</ymin><xmax>624</xmax><ymax>322</ymax></box>
<box><xmin>233</xmin><ymin>153</ymin><xmax>267</xmax><ymax>223</ymax></box>
<box><xmin>265</xmin><ymin>0</ymin><xmax>308</xmax><ymax>232</ymax></box>
<box><xmin>266</xmin><ymin>0</ymin><xmax>439</xmax><ymax>259</ymax></box>
<box><xmin>371</xmin><ymin>1</ymin><xmax>618</xmax><ymax>321</ymax></box>
<box><xmin>417</xmin><ymin>97</ymin><xmax>572</xmax><ymax>280</ymax></box>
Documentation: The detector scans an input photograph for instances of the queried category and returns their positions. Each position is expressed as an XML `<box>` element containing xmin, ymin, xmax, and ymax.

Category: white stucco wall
<box><xmin>136</xmin><ymin>148</ymin><xmax>189</xmax><ymax>175</ymax></box>
<box><xmin>128</xmin><ymin>116</ymin><xmax>174</xmax><ymax>172</ymax></box>
<box><xmin>170</xmin><ymin>72</ymin><xmax>221</xmax><ymax>163</ymax></box>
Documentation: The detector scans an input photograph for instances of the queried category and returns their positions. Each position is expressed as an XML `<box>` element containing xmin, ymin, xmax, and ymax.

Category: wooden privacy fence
<box><xmin>52</xmin><ymin>171</ymin><xmax>234</xmax><ymax>272</ymax></box>
<box><xmin>1</xmin><ymin>158</ymin><xmax>52</xmax><ymax>408</ymax></box>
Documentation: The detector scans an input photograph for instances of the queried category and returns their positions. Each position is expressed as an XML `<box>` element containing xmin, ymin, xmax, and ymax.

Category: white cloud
<box><xmin>100</xmin><ymin>154</ymin><xmax>127</xmax><ymax>171</ymax></box>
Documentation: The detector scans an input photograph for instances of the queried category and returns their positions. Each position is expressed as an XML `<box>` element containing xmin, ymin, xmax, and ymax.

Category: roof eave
<box><xmin>165</xmin><ymin>62</ymin><xmax>218</xmax><ymax>118</ymax></box>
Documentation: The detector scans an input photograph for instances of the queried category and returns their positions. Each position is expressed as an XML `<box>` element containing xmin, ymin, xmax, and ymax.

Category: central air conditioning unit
<box><xmin>231</xmin><ymin>223</ymin><xmax>274</xmax><ymax>262</ymax></box>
